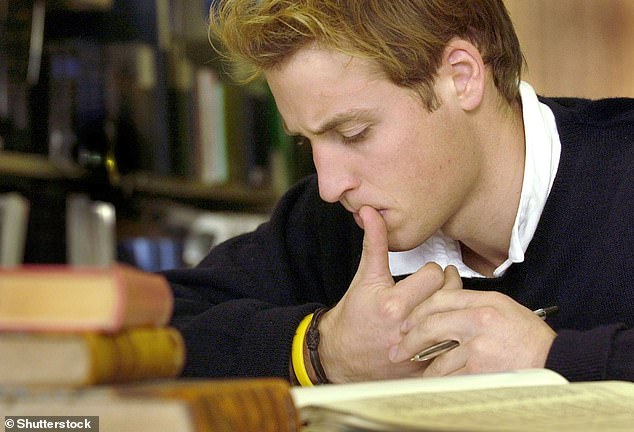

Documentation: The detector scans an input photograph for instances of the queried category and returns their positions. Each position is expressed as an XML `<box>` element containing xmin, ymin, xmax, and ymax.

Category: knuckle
<box><xmin>471</xmin><ymin>291</ymin><xmax>509</xmax><ymax>326</ymax></box>
<box><xmin>473</xmin><ymin>305</ymin><xmax>499</xmax><ymax>327</ymax></box>
<box><xmin>378</xmin><ymin>294</ymin><xmax>406</xmax><ymax>320</ymax></box>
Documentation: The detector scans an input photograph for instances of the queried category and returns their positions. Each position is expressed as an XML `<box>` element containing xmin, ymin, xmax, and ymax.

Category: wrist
<box><xmin>314</xmin><ymin>306</ymin><xmax>350</xmax><ymax>383</ymax></box>
<box><xmin>290</xmin><ymin>308</ymin><xmax>331</xmax><ymax>386</ymax></box>
<box><xmin>306</xmin><ymin>307</ymin><xmax>330</xmax><ymax>384</ymax></box>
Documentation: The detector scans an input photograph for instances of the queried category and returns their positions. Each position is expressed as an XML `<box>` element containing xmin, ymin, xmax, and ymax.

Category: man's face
<box><xmin>265</xmin><ymin>45</ymin><xmax>480</xmax><ymax>251</ymax></box>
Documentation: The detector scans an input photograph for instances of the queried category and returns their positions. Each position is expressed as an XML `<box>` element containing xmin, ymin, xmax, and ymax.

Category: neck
<box><xmin>460</xmin><ymin>243</ymin><xmax>498</xmax><ymax>277</ymax></box>
<box><xmin>446</xmin><ymin>94</ymin><xmax>526</xmax><ymax>275</ymax></box>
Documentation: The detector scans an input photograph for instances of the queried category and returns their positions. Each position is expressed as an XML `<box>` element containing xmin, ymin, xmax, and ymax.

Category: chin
<box><xmin>387</xmin><ymin>235</ymin><xmax>417</xmax><ymax>252</ymax></box>
<box><xmin>387</xmin><ymin>227</ymin><xmax>431</xmax><ymax>252</ymax></box>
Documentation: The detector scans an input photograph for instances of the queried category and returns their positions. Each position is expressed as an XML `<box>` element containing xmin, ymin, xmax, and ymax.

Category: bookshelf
<box><xmin>0</xmin><ymin>150</ymin><xmax>85</xmax><ymax>181</ymax></box>
<box><xmin>0</xmin><ymin>151</ymin><xmax>277</xmax><ymax>211</ymax></box>
<box><xmin>0</xmin><ymin>0</ymin><xmax>312</xmax><ymax>265</ymax></box>
<box><xmin>120</xmin><ymin>173</ymin><xmax>277</xmax><ymax>211</ymax></box>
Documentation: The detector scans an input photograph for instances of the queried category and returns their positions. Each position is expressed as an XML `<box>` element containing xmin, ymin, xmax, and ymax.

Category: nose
<box><xmin>312</xmin><ymin>142</ymin><xmax>358</xmax><ymax>203</ymax></box>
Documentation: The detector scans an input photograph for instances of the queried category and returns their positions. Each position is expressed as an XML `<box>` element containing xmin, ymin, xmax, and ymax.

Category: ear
<box><xmin>442</xmin><ymin>39</ymin><xmax>486</xmax><ymax>111</ymax></box>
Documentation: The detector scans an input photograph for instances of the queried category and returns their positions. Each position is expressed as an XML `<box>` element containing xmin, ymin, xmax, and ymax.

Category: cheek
<box><xmin>389</xmin><ymin>126</ymin><xmax>466</xmax><ymax>218</ymax></box>
<box><xmin>397</xmin><ymin>129</ymin><xmax>444</xmax><ymax>188</ymax></box>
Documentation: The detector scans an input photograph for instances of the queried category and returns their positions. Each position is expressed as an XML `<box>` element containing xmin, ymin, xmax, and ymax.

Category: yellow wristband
<box><xmin>292</xmin><ymin>313</ymin><xmax>314</xmax><ymax>387</ymax></box>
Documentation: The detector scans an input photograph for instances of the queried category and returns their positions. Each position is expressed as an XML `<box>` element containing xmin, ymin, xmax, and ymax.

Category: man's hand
<box><xmin>317</xmin><ymin>206</ymin><xmax>461</xmax><ymax>382</ymax></box>
<box><xmin>389</xmin><ymin>288</ymin><xmax>557</xmax><ymax>376</ymax></box>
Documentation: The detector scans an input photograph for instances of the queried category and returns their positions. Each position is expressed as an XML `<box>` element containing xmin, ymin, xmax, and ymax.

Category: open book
<box><xmin>1</xmin><ymin>369</ymin><xmax>633</xmax><ymax>431</ymax></box>
<box><xmin>293</xmin><ymin>369</ymin><xmax>634</xmax><ymax>432</ymax></box>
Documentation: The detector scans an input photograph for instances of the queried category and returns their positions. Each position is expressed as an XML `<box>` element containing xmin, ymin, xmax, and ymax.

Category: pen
<box><xmin>533</xmin><ymin>305</ymin><xmax>559</xmax><ymax>320</ymax></box>
<box><xmin>410</xmin><ymin>305</ymin><xmax>559</xmax><ymax>362</ymax></box>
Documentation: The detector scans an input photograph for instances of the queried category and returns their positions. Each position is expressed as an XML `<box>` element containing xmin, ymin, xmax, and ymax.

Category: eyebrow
<box><xmin>284</xmin><ymin>109</ymin><xmax>373</xmax><ymax>137</ymax></box>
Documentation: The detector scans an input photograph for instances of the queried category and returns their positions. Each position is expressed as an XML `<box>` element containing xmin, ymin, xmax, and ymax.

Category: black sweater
<box><xmin>166</xmin><ymin>96</ymin><xmax>634</xmax><ymax>383</ymax></box>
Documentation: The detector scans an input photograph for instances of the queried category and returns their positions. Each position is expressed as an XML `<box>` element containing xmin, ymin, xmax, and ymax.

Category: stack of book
<box><xmin>0</xmin><ymin>262</ymin><xmax>304</xmax><ymax>431</ymax></box>
<box><xmin>0</xmin><ymin>263</ymin><xmax>184</xmax><ymax>387</ymax></box>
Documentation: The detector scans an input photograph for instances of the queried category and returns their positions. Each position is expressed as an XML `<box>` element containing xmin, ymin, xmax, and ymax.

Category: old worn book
<box><xmin>0</xmin><ymin>263</ymin><xmax>172</xmax><ymax>332</ymax></box>
<box><xmin>1</xmin><ymin>369</ymin><xmax>634</xmax><ymax>431</ymax></box>
<box><xmin>0</xmin><ymin>327</ymin><xmax>185</xmax><ymax>386</ymax></box>
<box><xmin>0</xmin><ymin>378</ymin><xmax>298</xmax><ymax>432</ymax></box>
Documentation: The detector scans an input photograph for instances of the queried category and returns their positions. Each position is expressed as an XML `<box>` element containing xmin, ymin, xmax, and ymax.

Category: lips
<box><xmin>342</xmin><ymin>198</ymin><xmax>388</xmax><ymax>228</ymax></box>
<box><xmin>350</xmin><ymin>208</ymin><xmax>387</xmax><ymax>229</ymax></box>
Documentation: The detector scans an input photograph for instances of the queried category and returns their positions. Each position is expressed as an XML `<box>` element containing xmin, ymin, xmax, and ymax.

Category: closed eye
<box><xmin>342</xmin><ymin>128</ymin><xmax>369</xmax><ymax>145</ymax></box>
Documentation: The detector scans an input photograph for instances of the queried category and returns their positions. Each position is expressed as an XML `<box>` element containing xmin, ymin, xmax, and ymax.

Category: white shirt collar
<box><xmin>388</xmin><ymin>82</ymin><xmax>561</xmax><ymax>278</ymax></box>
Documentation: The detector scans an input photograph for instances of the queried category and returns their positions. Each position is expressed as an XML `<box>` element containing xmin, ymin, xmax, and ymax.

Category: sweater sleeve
<box><xmin>164</xmin><ymin>175</ymin><xmax>362</xmax><ymax>379</ymax></box>
<box><xmin>168</xmin><ymin>288</ymin><xmax>319</xmax><ymax>379</ymax></box>
<box><xmin>545</xmin><ymin>324</ymin><xmax>634</xmax><ymax>382</ymax></box>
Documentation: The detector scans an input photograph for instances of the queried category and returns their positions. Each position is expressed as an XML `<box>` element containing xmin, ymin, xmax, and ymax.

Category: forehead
<box><xmin>264</xmin><ymin>45</ymin><xmax>388</xmax><ymax>133</ymax></box>
<box><xmin>269</xmin><ymin>44</ymin><xmax>383</xmax><ymax>90</ymax></box>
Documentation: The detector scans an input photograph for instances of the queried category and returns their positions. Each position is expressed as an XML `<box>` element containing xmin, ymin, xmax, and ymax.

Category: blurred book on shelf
<box><xmin>182</xmin><ymin>211</ymin><xmax>269</xmax><ymax>267</ymax></box>
<box><xmin>66</xmin><ymin>193</ymin><xmax>116</xmax><ymax>267</ymax></box>
<box><xmin>104</xmin><ymin>41</ymin><xmax>170</xmax><ymax>176</ymax></box>
<box><xmin>1</xmin><ymin>0</ymin><xmax>43</xmax><ymax>153</ymax></box>
<box><xmin>116</xmin><ymin>198</ymin><xmax>269</xmax><ymax>270</ymax></box>
<box><xmin>166</xmin><ymin>41</ymin><xmax>195</xmax><ymax>178</ymax></box>
<box><xmin>118</xmin><ymin>236</ymin><xmax>184</xmax><ymax>272</ymax></box>
<box><xmin>48</xmin><ymin>0</ymin><xmax>114</xmax><ymax>11</ymax></box>
<box><xmin>193</xmin><ymin>65</ymin><xmax>228</xmax><ymax>184</ymax></box>
<box><xmin>0</xmin><ymin>192</ymin><xmax>30</xmax><ymax>267</ymax></box>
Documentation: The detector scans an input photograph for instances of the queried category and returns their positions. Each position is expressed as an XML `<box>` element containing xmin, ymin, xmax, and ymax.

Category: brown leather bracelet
<box><xmin>305</xmin><ymin>307</ymin><xmax>330</xmax><ymax>384</ymax></box>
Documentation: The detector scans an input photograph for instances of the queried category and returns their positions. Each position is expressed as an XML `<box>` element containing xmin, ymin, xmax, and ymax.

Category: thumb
<box><xmin>356</xmin><ymin>206</ymin><xmax>392</xmax><ymax>281</ymax></box>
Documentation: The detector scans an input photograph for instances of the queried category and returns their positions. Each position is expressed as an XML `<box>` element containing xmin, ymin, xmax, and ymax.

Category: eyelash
<box><xmin>293</xmin><ymin>128</ymin><xmax>369</xmax><ymax>147</ymax></box>
<box><xmin>342</xmin><ymin>128</ymin><xmax>368</xmax><ymax>144</ymax></box>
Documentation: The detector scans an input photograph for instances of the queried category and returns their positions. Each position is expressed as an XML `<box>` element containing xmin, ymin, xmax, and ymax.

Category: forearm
<box><xmin>545</xmin><ymin>324</ymin><xmax>634</xmax><ymax>381</ymax></box>
<box><xmin>172</xmin><ymin>293</ymin><xmax>319</xmax><ymax>379</ymax></box>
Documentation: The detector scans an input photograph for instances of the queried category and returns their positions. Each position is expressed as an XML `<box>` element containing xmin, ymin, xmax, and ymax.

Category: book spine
<box><xmin>190</xmin><ymin>380</ymin><xmax>300</xmax><ymax>432</ymax></box>
<box><xmin>223</xmin><ymin>83</ymin><xmax>249</xmax><ymax>186</ymax></box>
<box><xmin>123</xmin><ymin>378</ymin><xmax>301</xmax><ymax>432</ymax></box>
<box><xmin>0</xmin><ymin>192</ymin><xmax>30</xmax><ymax>266</ymax></box>
<box><xmin>167</xmin><ymin>53</ymin><xmax>195</xmax><ymax>177</ymax></box>
<box><xmin>113</xmin><ymin>264</ymin><xmax>174</xmax><ymax>330</ymax></box>
<box><xmin>85</xmin><ymin>327</ymin><xmax>185</xmax><ymax>384</ymax></box>
<box><xmin>193</xmin><ymin>66</ymin><xmax>228</xmax><ymax>184</ymax></box>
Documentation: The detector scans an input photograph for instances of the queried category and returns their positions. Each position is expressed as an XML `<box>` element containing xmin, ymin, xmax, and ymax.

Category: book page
<box><xmin>292</xmin><ymin>369</ymin><xmax>567</xmax><ymax>408</ymax></box>
<box><xmin>302</xmin><ymin>381</ymin><xmax>634</xmax><ymax>432</ymax></box>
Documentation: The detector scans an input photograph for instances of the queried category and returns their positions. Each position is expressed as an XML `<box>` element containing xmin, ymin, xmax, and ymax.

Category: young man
<box><xmin>166</xmin><ymin>0</ymin><xmax>634</xmax><ymax>384</ymax></box>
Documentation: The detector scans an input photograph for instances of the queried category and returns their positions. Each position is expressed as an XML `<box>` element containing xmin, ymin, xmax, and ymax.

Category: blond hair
<box><xmin>210</xmin><ymin>0</ymin><xmax>524</xmax><ymax>110</ymax></box>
